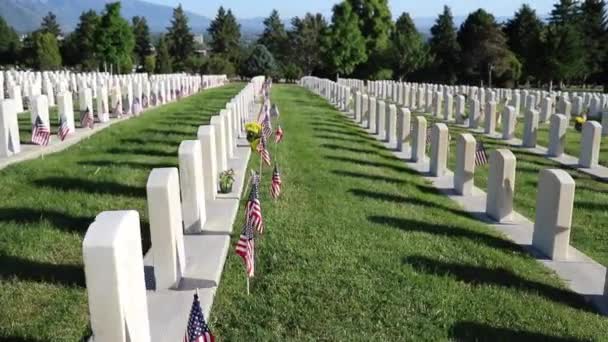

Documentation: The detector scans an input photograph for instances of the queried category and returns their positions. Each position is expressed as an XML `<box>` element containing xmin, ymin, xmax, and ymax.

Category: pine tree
<box><xmin>504</xmin><ymin>4</ymin><xmax>544</xmax><ymax>84</ymax></box>
<box><xmin>579</xmin><ymin>0</ymin><xmax>608</xmax><ymax>82</ymax></box>
<box><xmin>346</xmin><ymin>0</ymin><xmax>393</xmax><ymax>78</ymax></box>
<box><xmin>258</xmin><ymin>10</ymin><xmax>288</xmax><ymax>65</ymax></box>
<box><xmin>390</xmin><ymin>12</ymin><xmax>428</xmax><ymax>80</ymax></box>
<box><xmin>541</xmin><ymin>23</ymin><xmax>586</xmax><ymax>86</ymax></box>
<box><xmin>207</xmin><ymin>6</ymin><xmax>241</xmax><ymax>64</ymax></box>
<box><xmin>429</xmin><ymin>6</ymin><xmax>461</xmax><ymax>84</ymax></box>
<box><xmin>132</xmin><ymin>16</ymin><xmax>152</xmax><ymax>68</ymax></box>
<box><xmin>326</xmin><ymin>1</ymin><xmax>367</xmax><ymax>76</ymax></box>
<box><xmin>33</xmin><ymin>32</ymin><xmax>62</xmax><ymax>70</ymax></box>
<box><xmin>95</xmin><ymin>2</ymin><xmax>135</xmax><ymax>73</ymax></box>
<box><xmin>40</xmin><ymin>11</ymin><xmax>62</xmax><ymax>37</ymax></box>
<box><xmin>550</xmin><ymin>0</ymin><xmax>581</xmax><ymax>25</ymax></box>
<box><xmin>243</xmin><ymin>44</ymin><xmax>277</xmax><ymax>78</ymax></box>
<box><xmin>0</xmin><ymin>16</ymin><xmax>21</xmax><ymax>65</ymax></box>
<box><xmin>166</xmin><ymin>4</ymin><xmax>195</xmax><ymax>71</ymax></box>
<box><xmin>288</xmin><ymin>13</ymin><xmax>328</xmax><ymax>75</ymax></box>
<box><xmin>457</xmin><ymin>9</ymin><xmax>518</xmax><ymax>86</ymax></box>
<box><xmin>65</xmin><ymin>10</ymin><xmax>99</xmax><ymax>69</ymax></box>
<box><xmin>156</xmin><ymin>36</ymin><xmax>172</xmax><ymax>73</ymax></box>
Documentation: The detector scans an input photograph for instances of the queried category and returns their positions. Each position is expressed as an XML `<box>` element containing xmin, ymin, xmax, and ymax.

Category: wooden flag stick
<box><xmin>246</xmin><ymin>276</ymin><xmax>250</xmax><ymax>295</ymax></box>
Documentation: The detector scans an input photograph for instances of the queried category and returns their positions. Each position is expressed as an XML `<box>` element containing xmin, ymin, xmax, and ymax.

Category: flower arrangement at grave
<box><xmin>245</xmin><ymin>122</ymin><xmax>262</xmax><ymax>151</ymax></box>
<box><xmin>575</xmin><ymin>115</ymin><xmax>586</xmax><ymax>131</ymax></box>
<box><xmin>219</xmin><ymin>169</ymin><xmax>235</xmax><ymax>194</ymax></box>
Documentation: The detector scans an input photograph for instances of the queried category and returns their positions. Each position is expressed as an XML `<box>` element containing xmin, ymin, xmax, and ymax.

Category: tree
<box><xmin>33</xmin><ymin>32</ymin><xmax>62</xmax><ymax>69</ymax></box>
<box><xmin>346</xmin><ymin>0</ymin><xmax>393</xmax><ymax>78</ymax></box>
<box><xmin>207</xmin><ymin>6</ymin><xmax>241</xmax><ymax>64</ymax></box>
<box><xmin>429</xmin><ymin>6</ymin><xmax>461</xmax><ymax>84</ymax></box>
<box><xmin>258</xmin><ymin>10</ymin><xmax>288</xmax><ymax>65</ymax></box>
<box><xmin>95</xmin><ymin>2</ymin><xmax>135</xmax><ymax>73</ymax></box>
<box><xmin>0</xmin><ymin>16</ymin><xmax>21</xmax><ymax>65</ymax></box>
<box><xmin>325</xmin><ymin>1</ymin><xmax>367</xmax><ymax>77</ymax></box>
<box><xmin>390</xmin><ymin>12</ymin><xmax>428</xmax><ymax>81</ymax></box>
<box><xmin>504</xmin><ymin>4</ymin><xmax>544</xmax><ymax>84</ymax></box>
<box><xmin>155</xmin><ymin>36</ymin><xmax>172</xmax><ymax>73</ymax></box>
<box><xmin>457</xmin><ymin>9</ymin><xmax>518</xmax><ymax>86</ymax></box>
<box><xmin>540</xmin><ymin>23</ymin><xmax>586</xmax><ymax>86</ymax></box>
<box><xmin>166</xmin><ymin>4</ymin><xmax>195</xmax><ymax>71</ymax></box>
<box><xmin>288</xmin><ymin>13</ymin><xmax>328</xmax><ymax>76</ymax></box>
<box><xmin>550</xmin><ymin>0</ymin><xmax>581</xmax><ymax>25</ymax></box>
<box><xmin>144</xmin><ymin>55</ymin><xmax>156</xmax><ymax>74</ymax></box>
<box><xmin>132</xmin><ymin>16</ymin><xmax>152</xmax><ymax>68</ymax></box>
<box><xmin>64</xmin><ymin>10</ymin><xmax>100</xmax><ymax>69</ymax></box>
<box><xmin>242</xmin><ymin>44</ymin><xmax>277</xmax><ymax>78</ymax></box>
<box><xmin>40</xmin><ymin>11</ymin><xmax>62</xmax><ymax>37</ymax></box>
<box><xmin>206</xmin><ymin>55</ymin><xmax>236</xmax><ymax>76</ymax></box>
<box><xmin>579</xmin><ymin>0</ymin><xmax>608</xmax><ymax>82</ymax></box>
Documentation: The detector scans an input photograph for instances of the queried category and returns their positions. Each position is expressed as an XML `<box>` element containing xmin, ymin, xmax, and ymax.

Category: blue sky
<box><xmin>145</xmin><ymin>0</ymin><xmax>556</xmax><ymax>19</ymax></box>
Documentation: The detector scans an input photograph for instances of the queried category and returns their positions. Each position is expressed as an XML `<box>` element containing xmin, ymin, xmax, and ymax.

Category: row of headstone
<box><xmin>303</xmin><ymin>75</ymin><xmax>584</xmax><ymax>263</ymax></box>
<box><xmin>338</xmin><ymin>77</ymin><xmax>608</xmax><ymax>122</ymax></box>
<box><xmin>81</xmin><ymin>76</ymin><xmax>264</xmax><ymax>341</ymax></box>
<box><xmin>332</xmin><ymin>78</ymin><xmax>607</xmax><ymax>168</ymax></box>
<box><xmin>0</xmin><ymin>73</ymin><xmax>229</xmax><ymax>158</ymax></box>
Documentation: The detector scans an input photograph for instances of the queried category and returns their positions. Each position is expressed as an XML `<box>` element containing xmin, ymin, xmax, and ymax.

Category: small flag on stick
<box><xmin>31</xmin><ymin>115</ymin><xmax>50</xmax><ymax>146</ymax></box>
<box><xmin>275</xmin><ymin>125</ymin><xmax>284</xmax><ymax>144</ymax></box>
<box><xmin>246</xmin><ymin>174</ymin><xmax>264</xmax><ymax>234</ymax></box>
<box><xmin>475</xmin><ymin>141</ymin><xmax>489</xmax><ymax>166</ymax></box>
<box><xmin>184</xmin><ymin>292</ymin><xmax>215</xmax><ymax>342</ymax></box>
<box><xmin>58</xmin><ymin>114</ymin><xmax>71</xmax><ymax>141</ymax></box>
<box><xmin>257</xmin><ymin>135</ymin><xmax>271</xmax><ymax>166</ymax></box>
<box><xmin>80</xmin><ymin>107</ymin><xmax>94</xmax><ymax>129</ymax></box>
<box><xmin>270</xmin><ymin>165</ymin><xmax>282</xmax><ymax>199</ymax></box>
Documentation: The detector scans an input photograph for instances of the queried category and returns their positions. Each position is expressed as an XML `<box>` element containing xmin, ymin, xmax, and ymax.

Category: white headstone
<box><xmin>486</xmin><ymin>149</ymin><xmax>516</xmax><ymax>222</ymax></box>
<box><xmin>430</xmin><ymin>123</ymin><xmax>448</xmax><ymax>177</ymax></box>
<box><xmin>547</xmin><ymin>114</ymin><xmax>568</xmax><ymax>157</ymax></box>
<box><xmin>454</xmin><ymin>133</ymin><xmax>476</xmax><ymax>196</ymax></box>
<box><xmin>179</xmin><ymin>140</ymin><xmax>206</xmax><ymax>233</ymax></box>
<box><xmin>579</xmin><ymin>121</ymin><xmax>602</xmax><ymax>168</ymax></box>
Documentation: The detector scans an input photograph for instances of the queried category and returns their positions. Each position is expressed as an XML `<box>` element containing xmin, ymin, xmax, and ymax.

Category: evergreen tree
<box><xmin>132</xmin><ymin>16</ymin><xmax>152</xmax><ymax>68</ymax></box>
<box><xmin>390</xmin><ymin>12</ymin><xmax>428</xmax><ymax>80</ymax></box>
<box><xmin>166</xmin><ymin>4</ymin><xmax>195</xmax><ymax>71</ymax></box>
<box><xmin>540</xmin><ymin>23</ymin><xmax>586</xmax><ymax>86</ymax></box>
<box><xmin>33</xmin><ymin>32</ymin><xmax>62</xmax><ymax>70</ymax></box>
<box><xmin>95</xmin><ymin>2</ymin><xmax>135</xmax><ymax>73</ymax></box>
<box><xmin>429</xmin><ymin>6</ymin><xmax>460</xmax><ymax>84</ymax></box>
<box><xmin>579</xmin><ymin>0</ymin><xmax>608</xmax><ymax>82</ymax></box>
<box><xmin>65</xmin><ymin>10</ymin><xmax>100</xmax><ymax>69</ymax></box>
<box><xmin>155</xmin><ymin>36</ymin><xmax>172</xmax><ymax>73</ymax></box>
<box><xmin>346</xmin><ymin>0</ymin><xmax>393</xmax><ymax>78</ymax></box>
<box><xmin>550</xmin><ymin>0</ymin><xmax>581</xmax><ymax>25</ymax></box>
<box><xmin>40</xmin><ymin>11</ymin><xmax>62</xmax><ymax>37</ymax></box>
<box><xmin>258</xmin><ymin>10</ymin><xmax>288</xmax><ymax>64</ymax></box>
<box><xmin>326</xmin><ymin>1</ymin><xmax>367</xmax><ymax>76</ymax></box>
<box><xmin>457</xmin><ymin>9</ymin><xmax>518</xmax><ymax>86</ymax></box>
<box><xmin>242</xmin><ymin>44</ymin><xmax>277</xmax><ymax>78</ymax></box>
<box><xmin>504</xmin><ymin>4</ymin><xmax>544</xmax><ymax>83</ymax></box>
<box><xmin>0</xmin><ymin>16</ymin><xmax>21</xmax><ymax>65</ymax></box>
<box><xmin>207</xmin><ymin>7</ymin><xmax>241</xmax><ymax>64</ymax></box>
<box><xmin>288</xmin><ymin>13</ymin><xmax>328</xmax><ymax>75</ymax></box>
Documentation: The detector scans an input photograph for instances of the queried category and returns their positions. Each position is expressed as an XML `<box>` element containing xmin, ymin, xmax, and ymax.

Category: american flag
<box><xmin>475</xmin><ymin>141</ymin><xmax>489</xmax><ymax>166</ymax></box>
<box><xmin>257</xmin><ymin>134</ymin><xmax>271</xmax><ymax>166</ymax></box>
<box><xmin>58</xmin><ymin>114</ymin><xmax>71</xmax><ymax>141</ymax></box>
<box><xmin>235</xmin><ymin>215</ymin><xmax>255</xmax><ymax>278</ymax></box>
<box><xmin>275</xmin><ymin>125</ymin><xmax>284</xmax><ymax>143</ymax></box>
<box><xmin>271</xmin><ymin>165</ymin><xmax>282</xmax><ymax>199</ymax></box>
<box><xmin>31</xmin><ymin>115</ymin><xmax>50</xmax><ymax>146</ymax></box>
<box><xmin>183</xmin><ymin>293</ymin><xmax>215</xmax><ymax>342</ymax></box>
<box><xmin>261</xmin><ymin>112</ymin><xmax>272</xmax><ymax>138</ymax></box>
<box><xmin>80</xmin><ymin>107</ymin><xmax>94</xmax><ymax>129</ymax></box>
<box><xmin>246</xmin><ymin>174</ymin><xmax>264</xmax><ymax>234</ymax></box>
<box><xmin>270</xmin><ymin>104</ymin><xmax>280</xmax><ymax>118</ymax></box>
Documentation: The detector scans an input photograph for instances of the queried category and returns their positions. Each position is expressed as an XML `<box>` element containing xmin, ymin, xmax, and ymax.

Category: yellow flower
<box><xmin>575</xmin><ymin>116</ymin><xmax>586</xmax><ymax>124</ymax></box>
<box><xmin>245</xmin><ymin>122</ymin><xmax>262</xmax><ymax>135</ymax></box>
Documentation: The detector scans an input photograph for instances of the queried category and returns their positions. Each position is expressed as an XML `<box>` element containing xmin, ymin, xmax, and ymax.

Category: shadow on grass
<box><xmin>314</xmin><ymin>134</ymin><xmax>371</xmax><ymax>144</ymax></box>
<box><xmin>0</xmin><ymin>254</ymin><xmax>85</xmax><ymax>288</ymax></box>
<box><xmin>105</xmin><ymin>147</ymin><xmax>176</xmax><ymax>158</ymax></box>
<box><xmin>449</xmin><ymin>321</ymin><xmax>591</xmax><ymax>342</ymax></box>
<box><xmin>0</xmin><ymin>207</ymin><xmax>93</xmax><ymax>233</ymax></box>
<box><xmin>143</xmin><ymin>128</ymin><xmax>194</xmax><ymax>136</ymax></box>
<box><xmin>78</xmin><ymin>159</ymin><xmax>175</xmax><ymax>170</ymax></box>
<box><xmin>325</xmin><ymin>154</ymin><xmax>418</xmax><ymax>175</ymax></box>
<box><xmin>0</xmin><ymin>337</ymin><xmax>49</xmax><ymax>342</ymax></box>
<box><xmin>120</xmin><ymin>137</ymin><xmax>184</xmax><ymax>145</ymax></box>
<box><xmin>320</xmin><ymin>143</ymin><xmax>384</xmax><ymax>155</ymax></box>
<box><xmin>331</xmin><ymin>170</ymin><xmax>408</xmax><ymax>185</ymax></box>
<box><xmin>403</xmin><ymin>255</ymin><xmax>596</xmax><ymax>313</ymax></box>
<box><xmin>369</xmin><ymin>216</ymin><xmax>522</xmax><ymax>254</ymax></box>
<box><xmin>33</xmin><ymin>177</ymin><xmax>146</xmax><ymax>198</ymax></box>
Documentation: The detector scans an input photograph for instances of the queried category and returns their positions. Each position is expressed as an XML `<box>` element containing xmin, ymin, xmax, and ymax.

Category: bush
<box><xmin>143</xmin><ymin>55</ymin><xmax>156</xmax><ymax>74</ymax></box>
<box><xmin>206</xmin><ymin>55</ymin><xmax>236</xmax><ymax>77</ymax></box>
<box><xmin>281</xmin><ymin>63</ymin><xmax>303</xmax><ymax>83</ymax></box>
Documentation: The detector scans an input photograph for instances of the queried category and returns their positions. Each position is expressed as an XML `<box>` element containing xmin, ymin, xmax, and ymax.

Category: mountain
<box><xmin>0</xmin><ymin>0</ymin><xmax>212</xmax><ymax>33</ymax></box>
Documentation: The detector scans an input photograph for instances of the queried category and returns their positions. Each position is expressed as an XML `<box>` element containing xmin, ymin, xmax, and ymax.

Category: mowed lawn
<box><xmin>419</xmin><ymin>114</ymin><xmax>608</xmax><ymax>268</ymax></box>
<box><xmin>0</xmin><ymin>83</ymin><xmax>243</xmax><ymax>341</ymax></box>
<box><xmin>211</xmin><ymin>85</ymin><xmax>608</xmax><ymax>340</ymax></box>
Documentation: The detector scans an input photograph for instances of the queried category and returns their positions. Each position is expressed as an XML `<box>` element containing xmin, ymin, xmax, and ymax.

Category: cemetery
<box><xmin>3</xmin><ymin>0</ymin><xmax>608</xmax><ymax>341</ymax></box>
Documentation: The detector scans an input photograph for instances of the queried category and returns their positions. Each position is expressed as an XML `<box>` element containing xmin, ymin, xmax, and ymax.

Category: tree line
<box><xmin>0</xmin><ymin>0</ymin><xmax>606</xmax><ymax>90</ymax></box>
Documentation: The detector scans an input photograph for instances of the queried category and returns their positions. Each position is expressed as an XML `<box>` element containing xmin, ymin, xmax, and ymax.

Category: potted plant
<box><xmin>219</xmin><ymin>169</ymin><xmax>235</xmax><ymax>194</ymax></box>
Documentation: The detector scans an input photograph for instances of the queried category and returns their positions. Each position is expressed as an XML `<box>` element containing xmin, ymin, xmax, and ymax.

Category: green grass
<box><xmin>420</xmin><ymin>114</ymin><xmax>608</xmax><ymax>268</ymax></box>
<box><xmin>0</xmin><ymin>83</ymin><xmax>244</xmax><ymax>341</ymax></box>
<box><xmin>211</xmin><ymin>85</ymin><xmax>608</xmax><ymax>340</ymax></box>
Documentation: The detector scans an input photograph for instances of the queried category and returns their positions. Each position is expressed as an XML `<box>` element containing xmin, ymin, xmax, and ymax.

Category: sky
<box><xmin>145</xmin><ymin>0</ymin><xmax>556</xmax><ymax>19</ymax></box>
